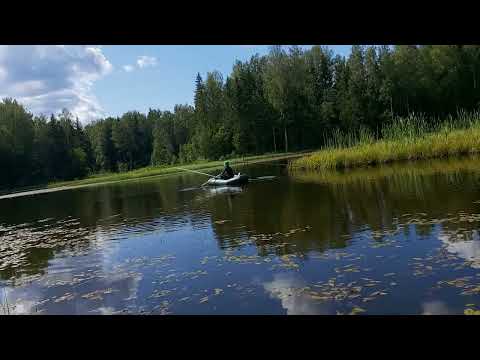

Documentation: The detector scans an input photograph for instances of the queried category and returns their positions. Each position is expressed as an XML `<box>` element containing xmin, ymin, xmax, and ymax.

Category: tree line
<box><xmin>2</xmin><ymin>45</ymin><xmax>480</xmax><ymax>189</ymax></box>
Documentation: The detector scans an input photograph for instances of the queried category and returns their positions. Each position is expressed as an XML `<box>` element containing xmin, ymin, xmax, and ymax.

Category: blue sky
<box><xmin>0</xmin><ymin>45</ymin><xmax>352</xmax><ymax>122</ymax></box>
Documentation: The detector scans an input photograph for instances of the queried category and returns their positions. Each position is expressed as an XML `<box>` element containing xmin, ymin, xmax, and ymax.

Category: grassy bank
<box><xmin>290</xmin><ymin>110</ymin><xmax>480</xmax><ymax>171</ymax></box>
<box><xmin>291</xmin><ymin>155</ymin><xmax>480</xmax><ymax>186</ymax></box>
<box><xmin>47</xmin><ymin>151</ymin><xmax>308</xmax><ymax>190</ymax></box>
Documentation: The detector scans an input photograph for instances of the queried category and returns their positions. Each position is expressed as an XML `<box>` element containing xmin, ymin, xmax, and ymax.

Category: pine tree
<box><xmin>194</xmin><ymin>73</ymin><xmax>205</xmax><ymax>113</ymax></box>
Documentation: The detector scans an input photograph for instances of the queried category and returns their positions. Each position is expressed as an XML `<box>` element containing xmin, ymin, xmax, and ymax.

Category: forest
<box><xmin>1</xmin><ymin>45</ymin><xmax>480</xmax><ymax>190</ymax></box>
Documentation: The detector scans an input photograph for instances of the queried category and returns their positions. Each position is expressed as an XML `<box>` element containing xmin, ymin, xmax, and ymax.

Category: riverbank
<box><xmin>0</xmin><ymin>152</ymin><xmax>309</xmax><ymax>199</ymax></box>
<box><xmin>290</xmin><ymin>114</ymin><xmax>480</xmax><ymax>171</ymax></box>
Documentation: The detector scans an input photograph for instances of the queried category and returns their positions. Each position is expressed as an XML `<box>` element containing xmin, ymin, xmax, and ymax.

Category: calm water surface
<box><xmin>3</xmin><ymin>158</ymin><xmax>480</xmax><ymax>314</ymax></box>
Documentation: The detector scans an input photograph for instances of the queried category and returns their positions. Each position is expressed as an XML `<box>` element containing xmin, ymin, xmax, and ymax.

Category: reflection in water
<box><xmin>204</xmin><ymin>186</ymin><xmax>243</xmax><ymax>197</ymax></box>
<box><xmin>4</xmin><ymin>158</ymin><xmax>480</xmax><ymax>313</ymax></box>
<box><xmin>1</xmin><ymin>249</ymin><xmax>143</xmax><ymax>314</ymax></box>
<box><xmin>439</xmin><ymin>231</ymin><xmax>480</xmax><ymax>268</ymax></box>
<box><xmin>263</xmin><ymin>273</ymin><xmax>330</xmax><ymax>315</ymax></box>
<box><xmin>422</xmin><ymin>301</ymin><xmax>452</xmax><ymax>315</ymax></box>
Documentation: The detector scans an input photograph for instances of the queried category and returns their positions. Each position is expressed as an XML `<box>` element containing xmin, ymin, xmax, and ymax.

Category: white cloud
<box><xmin>123</xmin><ymin>55</ymin><xmax>158</xmax><ymax>73</ymax></box>
<box><xmin>136</xmin><ymin>55</ymin><xmax>157</xmax><ymax>68</ymax></box>
<box><xmin>0</xmin><ymin>66</ymin><xmax>7</xmax><ymax>82</ymax></box>
<box><xmin>123</xmin><ymin>65</ymin><xmax>134</xmax><ymax>72</ymax></box>
<box><xmin>0</xmin><ymin>45</ymin><xmax>112</xmax><ymax>123</ymax></box>
<box><xmin>9</xmin><ymin>80</ymin><xmax>45</xmax><ymax>95</ymax></box>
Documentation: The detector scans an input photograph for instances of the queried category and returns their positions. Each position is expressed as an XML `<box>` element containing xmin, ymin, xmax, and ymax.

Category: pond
<box><xmin>2</xmin><ymin>157</ymin><xmax>480</xmax><ymax>315</ymax></box>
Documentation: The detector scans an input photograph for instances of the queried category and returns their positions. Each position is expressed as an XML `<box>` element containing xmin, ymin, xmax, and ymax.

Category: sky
<box><xmin>0</xmin><ymin>45</ymin><xmax>352</xmax><ymax>123</ymax></box>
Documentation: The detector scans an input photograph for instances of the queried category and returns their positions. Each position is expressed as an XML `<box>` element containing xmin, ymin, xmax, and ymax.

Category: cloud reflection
<box><xmin>422</xmin><ymin>300</ymin><xmax>451</xmax><ymax>315</ymax></box>
<box><xmin>439</xmin><ymin>230</ymin><xmax>480</xmax><ymax>268</ymax></box>
<box><xmin>1</xmin><ymin>254</ymin><xmax>143</xmax><ymax>315</ymax></box>
<box><xmin>263</xmin><ymin>273</ymin><xmax>331</xmax><ymax>315</ymax></box>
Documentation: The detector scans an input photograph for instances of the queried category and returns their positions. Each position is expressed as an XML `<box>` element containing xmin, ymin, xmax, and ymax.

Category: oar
<box><xmin>201</xmin><ymin>179</ymin><xmax>212</xmax><ymax>187</ymax></box>
<box><xmin>249</xmin><ymin>175</ymin><xmax>276</xmax><ymax>181</ymax></box>
<box><xmin>173</xmin><ymin>167</ymin><xmax>216</xmax><ymax>178</ymax></box>
<box><xmin>172</xmin><ymin>167</ymin><xmax>218</xmax><ymax>187</ymax></box>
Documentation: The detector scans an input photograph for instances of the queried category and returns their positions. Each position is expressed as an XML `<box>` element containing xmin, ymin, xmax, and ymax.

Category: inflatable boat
<box><xmin>205</xmin><ymin>173</ymin><xmax>249</xmax><ymax>186</ymax></box>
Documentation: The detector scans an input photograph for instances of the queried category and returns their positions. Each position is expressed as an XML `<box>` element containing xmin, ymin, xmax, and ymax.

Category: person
<box><xmin>218</xmin><ymin>161</ymin><xmax>235</xmax><ymax>180</ymax></box>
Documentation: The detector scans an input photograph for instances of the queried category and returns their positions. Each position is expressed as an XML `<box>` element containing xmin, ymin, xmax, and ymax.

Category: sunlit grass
<box><xmin>47</xmin><ymin>151</ymin><xmax>309</xmax><ymax>189</ymax></box>
<box><xmin>290</xmin><ymin>110</ymin><xmax>480</xmax><ymax>171</ymax></box>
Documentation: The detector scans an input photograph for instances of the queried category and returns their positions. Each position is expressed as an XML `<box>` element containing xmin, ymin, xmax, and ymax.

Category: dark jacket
<box><xmin>219</xmin><ymin>165</ymin><xmax>235</xmax><ymax>179</ymax></box>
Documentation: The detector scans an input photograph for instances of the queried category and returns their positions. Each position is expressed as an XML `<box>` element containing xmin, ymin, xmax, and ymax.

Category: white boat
<box><xmin>205</xmin><ymin>173</ymin><xmax>249</xmax><ymax>186</ymax></box>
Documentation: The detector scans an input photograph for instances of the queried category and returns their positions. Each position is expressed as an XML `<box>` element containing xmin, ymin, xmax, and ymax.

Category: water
<box><xmin>3</xmin><ymin>157</ymin><xmax>480</xmax><ymax>314</ymax></box>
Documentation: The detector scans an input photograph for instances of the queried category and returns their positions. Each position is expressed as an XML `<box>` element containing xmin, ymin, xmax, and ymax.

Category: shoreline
<box><xmin>0</xmin><ymin>152</ymin><xmax>310</xmax><ymax>200</ymax></box>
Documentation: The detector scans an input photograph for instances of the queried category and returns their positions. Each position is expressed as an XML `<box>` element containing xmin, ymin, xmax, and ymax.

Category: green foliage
<box><xmin>179</xmin><ymin>142</ymin><xmax>198</xmax><ymax>163</ymax></box>
<box><xmin>151</xmin><ymin>128</ymin><xmax>173</xmax><ymax>166</ymax></box>
<box><xmin>0</xmin><ymin>100</ymin><xmax>92</xmax><ymax>189</ymax></box>
<box><xmin>86</xmin><ymin>118</ymin><xmax>117</xmax><ymax>172</ymax></box>
<box><xmin>111</xmin><ymin>111</ymin><xmax>150</xmax><ymax>171</ymax></box>
<box><xmin>0</xmin><ymin>98</ymin><xmax>34</xmax><ymax>187</ymax></box>
<box><xmin>71</xmin><ymin>147</ymin><xmax>88</xmax><ymax>179</ymax></box>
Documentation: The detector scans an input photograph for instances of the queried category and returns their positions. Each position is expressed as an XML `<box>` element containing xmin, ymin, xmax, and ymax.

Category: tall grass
<box><xmin>290</xmin><ymin>109</ymin><xmax>480</xmax><ymax>171</ymax></box>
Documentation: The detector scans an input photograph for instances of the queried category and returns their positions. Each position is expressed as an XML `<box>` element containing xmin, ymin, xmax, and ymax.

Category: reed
<box><xmin>290</xmin><ymin>110</ymin><xmax>480</xmax><ymax>171</ymax></box>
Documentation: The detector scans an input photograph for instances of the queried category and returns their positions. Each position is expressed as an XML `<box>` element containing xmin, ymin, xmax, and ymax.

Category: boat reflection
<box><xmin>203</xmin><ymin>186</ymin><xmax>244</xmax><ymax>197</ymax></box>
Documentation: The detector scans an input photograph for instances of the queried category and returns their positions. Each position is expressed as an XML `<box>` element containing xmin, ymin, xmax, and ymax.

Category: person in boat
<box><xmin>217</xmin><ymin>161</ymin><xmax>235</xmax><ymax>180</ymax></box>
